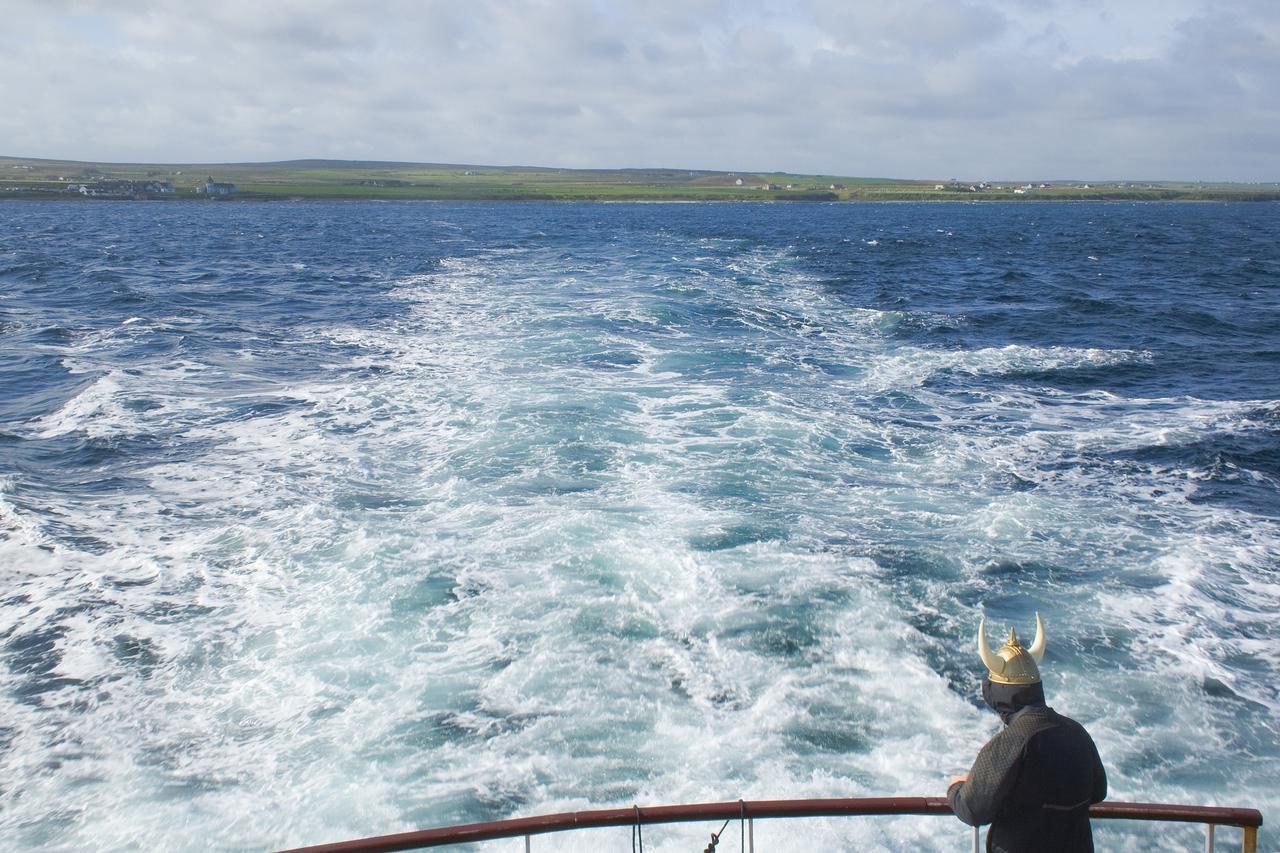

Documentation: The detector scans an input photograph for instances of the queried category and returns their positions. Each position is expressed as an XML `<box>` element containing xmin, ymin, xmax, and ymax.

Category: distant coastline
<box><xmin>4</xmin><ymin>156</ymin><xmax>1278</xmax><ymax>203</ymax></box>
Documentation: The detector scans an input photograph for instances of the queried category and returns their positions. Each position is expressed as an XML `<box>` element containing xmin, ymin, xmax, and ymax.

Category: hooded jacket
<box><xmin>948</xmin><ymin>680</ymin><xmax>1107</xmax><ymax>853</ymax></box>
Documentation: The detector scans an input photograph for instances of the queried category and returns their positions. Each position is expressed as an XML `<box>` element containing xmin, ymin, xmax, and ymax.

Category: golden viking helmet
<box><xmin>978</xmin><ymin>613</ymin><xmax>1046</xmax><ymax>685</ymax></box>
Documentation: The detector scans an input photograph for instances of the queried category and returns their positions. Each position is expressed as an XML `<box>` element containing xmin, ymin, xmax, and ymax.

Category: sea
<box><xmin>1</xmin><ymin>200</ymin><xmax>1277</xmax><ymax>852</ymax></box>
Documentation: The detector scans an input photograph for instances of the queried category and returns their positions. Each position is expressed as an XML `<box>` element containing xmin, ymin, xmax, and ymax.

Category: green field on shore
<box><xmin>4</xmin><ymin>155</ymin><xmax>1278</xmax><ymax>202</ymax></box>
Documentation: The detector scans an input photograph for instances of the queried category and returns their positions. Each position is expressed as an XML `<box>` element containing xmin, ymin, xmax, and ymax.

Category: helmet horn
<box><xmin>977</xmin><ymin>617</ymin><xmax>1005</xmax><ymax>676</ymax></box>
<box><xmin>1027</xmin><ymin>612</ymin><xmax>1046</xmax><ymax>663</ymax></box>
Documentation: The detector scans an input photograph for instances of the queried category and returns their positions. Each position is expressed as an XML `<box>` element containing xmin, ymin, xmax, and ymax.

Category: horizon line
<box><xmin>3</xmin><ymin>154</ymin><xmax>1276</xmax><ymax>187</ymax></box>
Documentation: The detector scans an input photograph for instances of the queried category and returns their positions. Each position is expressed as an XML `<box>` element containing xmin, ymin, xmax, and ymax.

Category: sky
<box><xmin>3</xmin><ymin>0</ymin><xmax>1278</xmax><ymax>180</ymax></box>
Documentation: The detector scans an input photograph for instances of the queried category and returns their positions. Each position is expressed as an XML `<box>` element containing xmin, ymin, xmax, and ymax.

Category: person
<box><xmin>947</xmin><ymin>613</ymin><xmax>1107</xmax><ymax>853</ymax></box>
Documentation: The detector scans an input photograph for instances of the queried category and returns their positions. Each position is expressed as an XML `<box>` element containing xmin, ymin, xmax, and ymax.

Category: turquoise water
<box><xmin>1</xmin><ymin>201</ymin><xmax>1277</xmax><ymax>850</ymax></box>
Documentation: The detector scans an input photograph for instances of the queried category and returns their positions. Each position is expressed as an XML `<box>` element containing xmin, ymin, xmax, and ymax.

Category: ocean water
<box><xmin>1</xmin><ymin>200</ymin><xmax>1277</xmax><ymax>852</ymax></box>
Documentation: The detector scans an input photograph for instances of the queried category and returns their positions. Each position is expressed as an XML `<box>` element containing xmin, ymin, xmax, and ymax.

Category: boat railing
<box><xmin>277</xmin><ymin>795</ymin><xmax>1263</xmax><ymax>853</ymax></box>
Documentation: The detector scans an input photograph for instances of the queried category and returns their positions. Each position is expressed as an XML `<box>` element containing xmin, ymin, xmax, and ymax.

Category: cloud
<box><xmin>0</xmin><ymin>0</ymin><xmax>1275</xmax><ymax>179</ymax></box>
<box><xmin>808</xmin><ymin>0</ymin><xmax>1009</xmax><ymax>59</ymax></box>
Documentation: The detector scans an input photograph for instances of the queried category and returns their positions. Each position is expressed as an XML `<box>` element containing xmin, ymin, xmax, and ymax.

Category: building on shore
<box><xmin>66</xmin><ymin>180</ymin><xmax>175</xmax><ymax>197</ymax></box>
<box><xmin>196</xmin><ymin>176</ymin><xmax>237</xmax><ymax>196</ymax></box>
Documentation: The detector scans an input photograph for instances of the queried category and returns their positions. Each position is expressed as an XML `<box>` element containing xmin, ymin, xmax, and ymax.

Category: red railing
<box><xmin>277</xmin><ymin>796</ymin><xmax>1262</xmax><ymax>853</ymax></box>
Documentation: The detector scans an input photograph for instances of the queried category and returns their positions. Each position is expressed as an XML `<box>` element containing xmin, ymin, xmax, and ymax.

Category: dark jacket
<box><xmin>948</xmin><ymin>705</ymin><xmax>1107</xmax><ymax>853</ymax></box>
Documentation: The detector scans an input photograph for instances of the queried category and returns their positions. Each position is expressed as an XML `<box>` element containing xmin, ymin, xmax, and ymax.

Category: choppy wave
<box><xmin>1</xmin><ymin>201</ymin><xmax>1278</xmax><ymax>851</ymax></box>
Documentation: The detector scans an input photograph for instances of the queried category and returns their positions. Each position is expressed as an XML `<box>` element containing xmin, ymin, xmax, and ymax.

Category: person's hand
<box><xmin>949</xmin><ymin>774</ymin><xmax>968</xmax><ymax>788</ymax></box>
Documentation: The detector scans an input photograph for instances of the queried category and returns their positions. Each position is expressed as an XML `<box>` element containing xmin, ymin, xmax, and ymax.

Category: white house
<box><xmin>196</xmin><ymin>176</ymin><xmax>237</xmax><ymax>196</ymax></box>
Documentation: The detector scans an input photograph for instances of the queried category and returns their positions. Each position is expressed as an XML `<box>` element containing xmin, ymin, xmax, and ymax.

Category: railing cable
<box><xmin>703</xmin><ymin>818</ymin><xmax>731</xmax><ymax>853</ymax></box>
<box><xmin>631</xmin><ymin>804</ymin><xmax>644</xmax><ymax>853</ymax></box>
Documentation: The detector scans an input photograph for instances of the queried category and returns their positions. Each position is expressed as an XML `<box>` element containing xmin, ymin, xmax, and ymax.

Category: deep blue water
<box><xmin>1</xmin><ymin>200</ymin><xmax>1277</xmax><ymax>851</ymax></box>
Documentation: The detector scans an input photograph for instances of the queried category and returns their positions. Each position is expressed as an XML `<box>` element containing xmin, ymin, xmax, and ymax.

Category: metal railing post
<box><xmin>523</xmin><ymin>834</ymin><xmax>530</xmax><ymax>853</ymax></box>
<box><xmin>747</xmin><ymin>818</ymin><xmax>753</xmax><ymax>853</ymax></box>
<box><xmin>972</xmin><ymin>825</ymin><xmax>980</xmax><ymax>853</ymax></box>
<box><xmin>1242</xmin><ymin>825</ymin><xmax>1258</xmax><ymax>853</ymax></box>
<box><xmin>1206</xmin><ymin>823</ymin><xmax>1214</xmax><ymax>852</ymax></box>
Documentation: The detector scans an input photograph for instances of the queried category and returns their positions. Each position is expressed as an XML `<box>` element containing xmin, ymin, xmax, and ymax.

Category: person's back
<box><xmin>947</xmin><ymin>614</ymin><xmax>1107</xmax><ymax>853</ymax></box>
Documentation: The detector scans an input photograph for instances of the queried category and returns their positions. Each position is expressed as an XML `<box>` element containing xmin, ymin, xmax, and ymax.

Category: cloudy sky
<box><xmin>4</xmin><ymin>0</ymin><xmax>1277</xmax><ymax>180</ymax></box>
